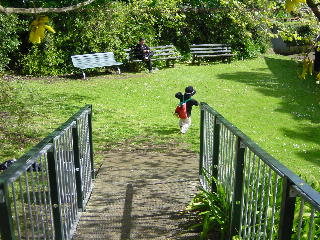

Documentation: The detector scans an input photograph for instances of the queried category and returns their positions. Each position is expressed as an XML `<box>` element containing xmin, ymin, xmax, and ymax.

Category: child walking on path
<box><xmin>175</xmin><ymin>86</ymin><xmax>199</xmax><ymax>134</ymax></box>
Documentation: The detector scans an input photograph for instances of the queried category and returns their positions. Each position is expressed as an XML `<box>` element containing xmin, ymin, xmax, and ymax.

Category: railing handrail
<box><xmin>0</xmin><ymin>104</ymin><xmax>92</xmax><ymax>185</ymax></box>
<box><xmin>200</xmin><ymin>102</ymin><xmax>320</xmax><ymax>211</ymax></box>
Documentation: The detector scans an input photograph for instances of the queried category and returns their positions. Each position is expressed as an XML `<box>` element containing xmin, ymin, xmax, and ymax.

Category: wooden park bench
<box><xmin>190</xmin><ymin>44</ymin><xmax>234</xmax><ymax>64</ymax></box>
<box><xmin>71</xmin><ymin>52</ymin><xmax>123</xmax><ymax>79</ymax></box>
<box><xmin>124</xmin><ymin>45</ymin><xmax>181</xmax><ymax>68</ymax></box>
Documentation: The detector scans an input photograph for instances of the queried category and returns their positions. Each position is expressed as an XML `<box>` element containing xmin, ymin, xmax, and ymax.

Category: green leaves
<box><xmin>186</xmin><ymin>176</ymin><xmax>231</xmax><ymax>239</ymax></box>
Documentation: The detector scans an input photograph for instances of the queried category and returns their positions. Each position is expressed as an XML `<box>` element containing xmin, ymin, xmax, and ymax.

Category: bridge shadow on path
<box><xmin>216</xmin><ymin>56</ymin><xmax>320</xmax><ymax>167</ymax></box>
<box><xmin>73</xmin><ymin>142</ymin><xmax>200</xmax><ymax>240</ymax></box>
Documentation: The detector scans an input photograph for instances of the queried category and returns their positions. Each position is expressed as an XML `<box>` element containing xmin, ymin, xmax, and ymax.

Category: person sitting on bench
<box><xmin>134</xmin><ymin>38</ymin><xmax>154</xmax><ymax>73</ymax></box>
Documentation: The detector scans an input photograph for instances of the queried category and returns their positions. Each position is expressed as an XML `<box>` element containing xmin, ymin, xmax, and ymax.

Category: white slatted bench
<box><xmin>124</xmin><ymin>45</ymin><xmax>181</xmax><ymax>67</ymax></box>
<box><xmin>190</xmin><ymin>44</ymin><xmax>234</xmax><ymax>64</ymax></box>
<box><xmin>71</xmin><ymin>52</ymin><xmax>123</xmax><ymax>79</ymax></box>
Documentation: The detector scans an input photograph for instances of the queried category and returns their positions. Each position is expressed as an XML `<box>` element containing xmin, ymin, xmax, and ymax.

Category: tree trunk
<box><xmin>0</xmin><ymin>0</ymin><xmax>96</xmax><ymax>14</ymax></box>
<box><xmin>306</xmin><ymin>0</ymin><xmax>320</xmax><ymax>21</ymax></box>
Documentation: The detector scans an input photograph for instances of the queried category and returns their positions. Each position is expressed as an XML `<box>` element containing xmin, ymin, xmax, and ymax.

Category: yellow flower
<box><xmin>29</xmin><ymin>16</ymin><xmax>55</xmax><ymax>44</ymax></box>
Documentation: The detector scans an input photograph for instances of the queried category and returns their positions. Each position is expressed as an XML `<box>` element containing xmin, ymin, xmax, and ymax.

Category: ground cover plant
<box><xmin>186</xmin><ymin>174</ymin><xmax>231</xmax><ymax>239</ymax></box>
<box><xmin>0</xmin><ymin>55</ymin><xmax>319</xmax><ymax>181</ymax></box>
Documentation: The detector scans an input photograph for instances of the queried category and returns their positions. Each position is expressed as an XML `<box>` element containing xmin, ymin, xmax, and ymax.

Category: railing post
<box><xmin>72</xmin><ymin>124</ymin><xmax>83</xmax><ymax>210</ymax></box>
<box><xmin>0</xmin><ymin>183</ymin><xmax>15</xmax><ymax>240</ymax></box>
<box><xmin>47</xmin><ymin>145</ymin><xmax>64</xmax><ymax>240</ymax></box>
<box><xmin>88</xmin><ymin>105</ymin><xmax>95</xmax><ymax>179</ymax></box>
<box><xmin>211</xmin><ymin>117</ymin><xmax>221</xmax><ymax>192</ymax></box>
<box><xmin>229</xmin><ymin>137</ymin><xmax>245</xmax><ymax>237</ymax></box>
<box><xmin>278</xmin><ymin>176</ymin><xmax>296</xmax><ymax>240</ymax></box>
<box><xmin>199</xmin><ymin>105</ymin><xmax>205</xmax><ymax>176</ymax></box>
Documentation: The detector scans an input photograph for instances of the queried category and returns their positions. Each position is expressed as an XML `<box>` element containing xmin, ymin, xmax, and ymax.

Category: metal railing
<box><xmin>0</xmin><ymin>105</ymin><xmax>94</xmax><ymax>240</ymax></box>
<box><xmin>199</xmin><ymin>102</ymin><xmax>320</xmax><ymax>239</ymax></box>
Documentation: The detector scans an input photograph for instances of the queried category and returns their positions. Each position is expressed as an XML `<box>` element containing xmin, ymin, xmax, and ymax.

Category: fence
<box><xmin>0</xmin><ymin>105</ymin><xmax>94</xmax><ymax>240</ymax></box>
<box><xmin>199</xmin><ymin>102</ymin><xmax>320</xmax><ymax>239</ymax></box>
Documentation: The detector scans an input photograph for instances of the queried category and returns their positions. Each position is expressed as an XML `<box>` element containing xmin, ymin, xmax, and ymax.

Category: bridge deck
<box><xmin>73</xmin><ymin>143</ymin><xmax>199</xmax><ymax>239</ymax></box>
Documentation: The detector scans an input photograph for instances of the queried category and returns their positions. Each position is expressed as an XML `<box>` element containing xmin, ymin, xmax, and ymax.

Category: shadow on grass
<box><xmin>216</xmin><ymin>56</ymin><xmax>320</xmax><ymax>165</ymax></box>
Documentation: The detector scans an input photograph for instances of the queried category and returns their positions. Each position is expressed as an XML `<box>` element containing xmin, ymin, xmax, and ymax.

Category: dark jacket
<box><xmin>134</xmin><ymin>43</ymin><xmax>150</xmax><ymax>59</ymax></box>
<box><xmin>175</xmin><ymin>92</ymin><xmax>199</xmax><ymax>117</ymax></box>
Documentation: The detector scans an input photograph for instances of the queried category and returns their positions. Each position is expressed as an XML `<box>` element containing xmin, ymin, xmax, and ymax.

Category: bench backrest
<box><xmin>71</xmin><ymin>52</ymin><xmax>117</xmax><ymax>69</ymax></box>
<box><xmin>124</xmin><ymin>45</ymin><xmax>180</xmax><ymax>60</ymax></box>
<box><xmin>190</xmin><ymin>44</ymin><xmax>232</xmax><ymax>55</ymax></box>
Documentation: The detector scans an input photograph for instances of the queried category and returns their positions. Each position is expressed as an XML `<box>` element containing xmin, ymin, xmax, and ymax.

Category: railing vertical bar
<box><xmin>66</xmin><ymin>129</ymin><xmax>73</xmax><ymax>228</ymax></box>
<box><xmin>62</xmin><ymin>135</ymin><xmax>70</xmax><ymax>239</ymax></box>
<box><xmin>55</xmin><ymin>138</ymin><xmax>65</xmax><ymax>238</ymax></box>
<box><xmin>211</xmin><ymin>117</ymin><xmax>220</xmax><ymax>192</ymax></box>
<box><xmin>231</xmin><ymin>134</ymin><xmax>236</xmax><ymax>201</ymax></box>
<box><xmin>82</xmin><ymin>117</ymin><xmax>90</xmax><ymax>203</ymax></box>
<box><xmin>251</xmin><ymin>156</ymin><xmax>262</xmax><ymax>238</ymax></box>
<box><xmin>0</xmin><ymin>183</ymin><xmax>15</xmax><ymax>240</ymax></box>
<box><xmin>48</xmin><ymin>143</ymin><xmax>64</xmax><ymax>240</ymax></box>
<box><xmin>247</xmin><ymin>153</ymin><xmax>257</xmax><ymax>238</ymax></box>
<box><xmin>230</xmin><ymin>134</ymin><xmax>236</xmax><ymax>201</ymax></box>
<box><xmin>204</xmin><ymin>112</ymin><xmax>208</xmax><ymax>186</ymax></box>
<box><xmin>257</xmin><ymin>162</ymin><xmax>267</xmax><ymax>239</ymax></box>
<box><xmin>262</xmin><ymin>167</ymin><xmax>273</xmax><ymax>240</ymax></box>
<box><xmin>221</xmin><ymin>125</ymin><xmax>226</xmax><ymax>187</ymax></box>
<box><xmin>226</xmin><ymin>129</ymin><xmax>232</xmax><ymax>201</ymax></box>
<box><xmin>239</xmin><ymin>147</ymin><xmax>248</xmax><ymax>236</ymax></box>
<box><xmin>86</xmin><ymin>115</ymin><xmax>92</xmax><ymax>200</ymax></box>
<box><xmin>223</xmin><ymin>126</ymin><xmax>228</xmax><ymax>191</ymax></box>
<box><xmin>61</xmin><ymin>133</ymin><xmax>69</xmax><ymax>238</ymax></box>
<box><xmin>18</xmin><ymin>176</ymin><xmax>28</xmax><ymax>240</ymax></box>
<box><xmin>278</xmin><ymin>176</ymin><xmax>296</xmax><ymax>240</ymax></box>
<box><xmin>35</xmin><ymin>159</ymin><xmax>47</xmax><ymax>239</ymax></box>
<box><xmin>88</xmin><ymin>105</ymin><xmax>94</xmax><ymax>179</ymax></box>
<box><xmin>199</xmin><ymin>107</ymin><xmax>204</xmax><ymax>175</ymax></box>
<box><xmin>29</xmin><ymin>164</ymin><xmax>41</xmax><ymax>239</ymax></box>
<box><xmin>24</xmin><ymin>171</ymin><xmax>36</xmax><ymax>239</ymax></box>
<box><xmin>63</xmin><ymin>132</ymin><xmax>72</xmax><ymax>238</ymax></box>
<box><xmin>11</xmin><ymin>183</ymin><xmax>21</xmax><ymax>239</ymax></box>
<box><xmin>69</xmin><ymin>126</ymin><xmax>78</xmax><ymax>228</ymax></box>
<box><xmin>242</xmin><ymin>149</ymin><xmax>253</xmax><ymax>239</ymax></box>
<box><xmin>44</xmin><ymin>151</ymin><xmax>54</xmax><ymax>240</ymax></box>
<box><xmin>307</xmin><ymin>207</ymin><xmax>315</xmax><ymax>240</ymax></box>
<box><xmin>269</xmin><ymin>174</ymin><xmax>279</xmax><ymax>240</ymax></box>
<box><xmin>209</xmin><ymin>113</ymin><xmax>214</xmax><ymax>182</ymax></box>
<box><xmin>229</xmin><ymin>137</ymin><xmax>245</xmax><ymax>237</ymax></box>
<box><xmin>296</xmin><ymin>198</ymin><xmax>305</xmax><ymax>240</ymax></box>
<box><xmin>39</xmin><ymin>154</ymin><xmax>50</xmax><ymax>239</ymax></box>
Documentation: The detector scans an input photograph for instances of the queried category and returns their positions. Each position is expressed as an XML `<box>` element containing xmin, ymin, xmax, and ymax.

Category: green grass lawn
<box><xmin>1</xmin><ymin>54</ymin><xmax>319</xmax><ymax>179</ymax></box>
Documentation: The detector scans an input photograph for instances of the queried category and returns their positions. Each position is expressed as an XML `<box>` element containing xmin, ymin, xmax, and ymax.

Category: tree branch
<box><xmin>0</xmin><ymin>0</ymin><xmax>96</xmax><ymax>14</ymax></box>
<box><xmin>306</xmin><ymin>0</ymin><xmax>320</xmax><ymax>21</ymax></box>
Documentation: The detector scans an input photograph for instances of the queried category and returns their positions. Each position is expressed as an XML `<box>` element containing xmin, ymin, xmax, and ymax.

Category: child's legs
<box><xmin>181</xmin><ymin>117</ymin><xmax>191</xmax><ymax>133</ymax></box>
<box><xmin>179</xmin><ymin>118</ymin><xmax>183</xmax><ymax>128</ymax></box>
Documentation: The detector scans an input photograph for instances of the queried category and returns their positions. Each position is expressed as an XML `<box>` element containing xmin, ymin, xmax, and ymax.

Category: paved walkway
<box><xmin>73</xmin><ymin>143</ymin><xmax>199</xmax><ymax>240</ymax></box>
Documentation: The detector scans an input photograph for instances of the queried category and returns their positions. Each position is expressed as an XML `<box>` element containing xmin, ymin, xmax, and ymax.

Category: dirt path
<box><xmin>73</xmin><ymin>143</ymin><xmax>200</xmax><ymax>240</ymax></box>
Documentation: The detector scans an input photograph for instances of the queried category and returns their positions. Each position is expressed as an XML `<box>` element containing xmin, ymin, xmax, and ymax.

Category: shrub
<box><xmin>0</xmin><ymin>13</ymin><xmax>20</xmax><ymax>72</ymax></box>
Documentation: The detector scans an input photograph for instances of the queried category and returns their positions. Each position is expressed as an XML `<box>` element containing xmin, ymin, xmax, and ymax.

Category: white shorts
<box><xmin>179</xmin><ymin>117</ymin><xmax>191</xmax><ymax>134</ymax></box>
